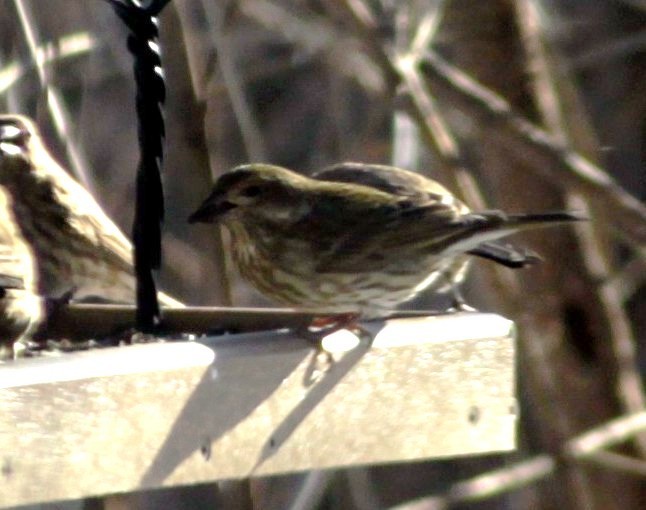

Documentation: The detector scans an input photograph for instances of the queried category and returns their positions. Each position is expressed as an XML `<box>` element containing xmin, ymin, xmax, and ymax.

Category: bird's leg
<box><xmin>297</xmin><ymin>312</ymin><xmax>364</xmax><ymax>354</ymax></box>
<box><xmin>46</xmin><ymin>287</ymin><xmax>77</xmax><ymax>308</ymax></box>
<box><xmin>40</xmin><ymin>287</ymin><xmax>76</xmax><ymax>326</ymax></box>
<box><xmin>448</xmin><ymin>284</ymin><xmax>477</xmax><ymax>312</ymax></box>
<box><xmin>297</xmin><ymin>312</ymin><xmax>368</xmax><ymax>381</ymax></box>
<box><xmin>25</xmin><ymin>287</ymin><xmax>78</xmax><ymax>351</ymax></box>
<box><xmin>308</xmin><ymin>312</ymin><xmax>361</xmax><ymax>335</ymax></box>
<box><xmin>299</xmin><ymin>312</ymin><xmax>361</xmax><ymax>344</ymax></box>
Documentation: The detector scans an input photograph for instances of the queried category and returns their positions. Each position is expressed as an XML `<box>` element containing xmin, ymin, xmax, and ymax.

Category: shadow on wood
<box><xmin>0</xmin><ymin>312</ymin><xmax>516</xmax><ymax>507</ymax></box>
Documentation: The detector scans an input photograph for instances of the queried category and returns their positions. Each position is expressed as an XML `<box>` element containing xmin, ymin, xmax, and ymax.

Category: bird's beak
<box><xmin>188</xmin><ymin>194</ymin><xmax>237</xmax><ymax>223</ymax></box>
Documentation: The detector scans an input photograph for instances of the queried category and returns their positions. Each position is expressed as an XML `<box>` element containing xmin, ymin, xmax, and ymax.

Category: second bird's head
<box><xmin>188</xmin><ymin>164</ymin><xmax>310</xmax><ymax>225</ymax></box>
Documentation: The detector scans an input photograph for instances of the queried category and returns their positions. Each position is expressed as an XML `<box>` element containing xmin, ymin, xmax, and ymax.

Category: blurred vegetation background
<box><xmin>2</xmin><ymin>0</ymin><xmax>646</xmax><ymax>508</ymax></box>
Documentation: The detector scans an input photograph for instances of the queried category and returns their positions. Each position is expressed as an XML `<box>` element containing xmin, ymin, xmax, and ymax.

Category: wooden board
<box><xmin>0</xmin><ymin>312</ymin><xmax>516</xmax><ymax>507</ymax></box>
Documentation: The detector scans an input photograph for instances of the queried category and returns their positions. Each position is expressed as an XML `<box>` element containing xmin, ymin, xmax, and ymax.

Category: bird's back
<box><xmin>0</xmin><ymin>115</ymin><xmax>181</xmax><ymax>307</ymax></box>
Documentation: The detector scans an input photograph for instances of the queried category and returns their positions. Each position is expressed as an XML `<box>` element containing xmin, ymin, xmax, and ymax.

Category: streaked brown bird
<box><xmin>189</xmin><ymin>162</ymin><xmax>583</xmax><ymax>318</ymax></box>
<box><xmin>0</xmin><ymin>114</ymin><xmax>181</xmax><ymax>312</ymax></box>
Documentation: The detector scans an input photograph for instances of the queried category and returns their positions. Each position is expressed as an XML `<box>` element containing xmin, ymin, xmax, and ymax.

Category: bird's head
<box><xmin>188</xmin><ymin>164</ymin><xmax>311</xmax><ymax>225</ymax></box>
<box><xmin>0</xmin><ymin>115</ymin><xmax>75</xmax><ymax>190</ymax></box>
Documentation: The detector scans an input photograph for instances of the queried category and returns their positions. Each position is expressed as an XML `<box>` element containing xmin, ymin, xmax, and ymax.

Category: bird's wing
<box><xmin>1</xmin><ymin>116</ymin><xmax>135</xmax><ymax>274</ymax></box>
<box><xmin>310</xmin><ymin>163</ymin><xmax>466</xmax><ymax>273</ymax></box>
<box><xmin>60</xmin><ymin>180</ymin><xmax>135</xmax><ymax>270</ymax></box>
<box><xmin>35</xmin><ymin>146</ymin><xmax>183</xmax><ymax>307</ymax></box>
<box><xmin>313</xmin><ymin>213</ymin><xmax>460</xmax><ymax>273</ymax></box>
<box><xmin>313</xmin><ymin>163</ymin><xmax>558</xmax><ymax>273</ymax></box>
<box><xmin>27</xmin><ymin>141</ymin><xmax>136</xmax><ymax>273</ymax></box>
<box><xmin>0</xmin><ymin>116</ymin><xmax>183</xmax><ymax>307</ymax></box>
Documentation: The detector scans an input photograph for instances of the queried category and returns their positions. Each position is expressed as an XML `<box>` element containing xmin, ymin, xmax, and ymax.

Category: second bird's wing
<box><xmin>311</xmin><ymin>163</ymin><xmax>466</xmax><ymax>273</ymax></box>
<box><xmin>306</xmin><ymin>163</ymin><xmax>468</xmax><ymax>273</ymax></box>
<box><xmin>312</xmin><ymin>162</ymin><xmax>555</xmax><ymax>272</ymax></box>
<box><xmin>30</xmin><ymin>139</ymin><xmax>135</xmax><ymax>273</ymax></box>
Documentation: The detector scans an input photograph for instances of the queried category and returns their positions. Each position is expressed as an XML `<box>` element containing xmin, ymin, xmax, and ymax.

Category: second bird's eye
<box><xmin>241</xmin><ymin>185</ymin><xmax>263</xmax><ymax>197</ymax></box>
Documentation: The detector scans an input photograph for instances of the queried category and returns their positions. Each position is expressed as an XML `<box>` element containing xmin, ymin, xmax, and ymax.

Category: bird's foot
<box><xmin>297</xmin><ymin>312</ymin><xmax>366</xmax><ymax>364</ymax></box>
<box><xmin>43</xmin><ymin>287</ymin><xmax>77</xmax><ymax>318</ymax></box>
<box><xmin>300</xmin><ymin>313</ymin><xmax>372</xmax><ymax>385</ymax></box>
<box><xmin>447</xmin><ymin>297</ymin><xmax>478</xmax><ymax>313</ymax></box>
<box><xmin>447</xmin><ymin>286</ymin><xmax>478</xmax><ymax>313</ymax></box>
<box><xmin>306</xmin><ymin>312</ymin><xmax>361</xmax><ymax>336</ymax></box>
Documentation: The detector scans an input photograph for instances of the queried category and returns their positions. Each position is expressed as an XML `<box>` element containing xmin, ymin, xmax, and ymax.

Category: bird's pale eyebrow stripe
<box><xmin>0</xmin><ymin>142</ymin><xmax>22</xmax><ymax>156</ymax></box>
<box><xmin>0</xmin><ymin>124</ymin><xmax>22</xmax><ymax>140</ymax></box>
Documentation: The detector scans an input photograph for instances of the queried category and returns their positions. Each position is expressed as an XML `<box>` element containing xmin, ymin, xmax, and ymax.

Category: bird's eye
<box><xmin>241</xmin><ymin>185</ymin><xmax>263</xmax><ymax>198</ymax></box>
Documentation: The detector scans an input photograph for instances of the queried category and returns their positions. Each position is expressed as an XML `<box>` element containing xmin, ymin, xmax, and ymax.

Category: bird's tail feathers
<box><xmin>442</xmin><ymin>210</ymin><xmax>585</xmax><ymax>255</ymax></box>
<box><xmin>501</xmin><ymin>211</ymin><xmax>587</xmax><ymax>228</ymax></box>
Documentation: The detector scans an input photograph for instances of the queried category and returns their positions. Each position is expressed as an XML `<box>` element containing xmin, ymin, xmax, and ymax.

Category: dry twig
<box><xmin>389</xmin><ymin>412</ymin><xmax>646</xmax><ymax>508</ymax></box>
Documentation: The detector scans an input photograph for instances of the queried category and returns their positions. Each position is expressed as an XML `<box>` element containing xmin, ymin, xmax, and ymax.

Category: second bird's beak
<box><xmin>188</xmin><ymin>194</ymin><xmax>237</xmax><ymax>224</ymax></box>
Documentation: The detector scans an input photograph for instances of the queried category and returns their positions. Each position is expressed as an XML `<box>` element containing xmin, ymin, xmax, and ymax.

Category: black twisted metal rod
<box><xmin>106</xmin><ymin>0</ymin><xmax>172</xmax><ymax>330</ymax></box>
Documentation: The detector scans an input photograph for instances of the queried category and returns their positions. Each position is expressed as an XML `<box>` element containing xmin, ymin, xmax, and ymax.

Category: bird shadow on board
<box><xmin>250</xmin><ymin>330</ymin><xmax>376</xmax><ymax>473</ymax></box>
<box><xmin>139</xmin><ymin>323</ymin><xmax>383</xmax><ymax>487</ymax></box>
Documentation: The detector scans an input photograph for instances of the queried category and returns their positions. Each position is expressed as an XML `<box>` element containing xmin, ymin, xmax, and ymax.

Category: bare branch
<box><xmin>447</xmin><ymin>455</ymin><xmax>556</xmax><ymax>503</ymax></box>
<box><xmin>566</xmin><ymin>411</ymin><xmax>646</xmax><ymax>456</ymax></box>
<box><xmin>388</xmin><ymin>412</ymin><xmax>646</xmax><ymax>509</ymax></box>
<box><xmin>512</xmin><ymin>0</ymin><xmax>646</xmax><ymax>455</ymax></box>
<box><xmin>417</xmin><ymin>50</ymin><xmax>646</xmax><ymax>255</ymax></box>
<box><xmin>201</xmin><ymin>0</ymin><xmax>267</xmax><ymax>161</ymax></box>
<box><xmin>12</xmin><ymin>0</ymin><xmax>93</xmax><ymax>191</ymax></box>
<box><xmin>582</xmin><ymin>451</ymin><xmax>646</xmax><ymax>478</ymax></box>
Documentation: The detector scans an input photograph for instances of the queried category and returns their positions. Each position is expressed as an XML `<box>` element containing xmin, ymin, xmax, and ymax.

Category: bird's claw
<box><xmin>447</xmin><ymin>298</ymin><xmax>478</xmax><ymax>313</ymax></box>
<box><xmin>297</xmin><ymin>312</ymin><xmax>367</xmax><ymax>372</ymax></box>
<box><xmin>448</xmin><ymin>286</ymin><xmax>478</xmax><ymax>313</ymax></box>
<box><xmin>448</xmin><ymin>300</ymin><xmax>478</xmax><ymax>313</ymax></box>
<box><xmin>43</xmin><ymin>287</ymin><xmax>77</xmax><ymax>316</ymax></box>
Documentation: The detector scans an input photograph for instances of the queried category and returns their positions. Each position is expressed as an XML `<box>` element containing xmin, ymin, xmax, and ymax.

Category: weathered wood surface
<box><xmin>0</xmin><ymin>312</ymin><xmax>516</xmax><ymax>507</ymax></box>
